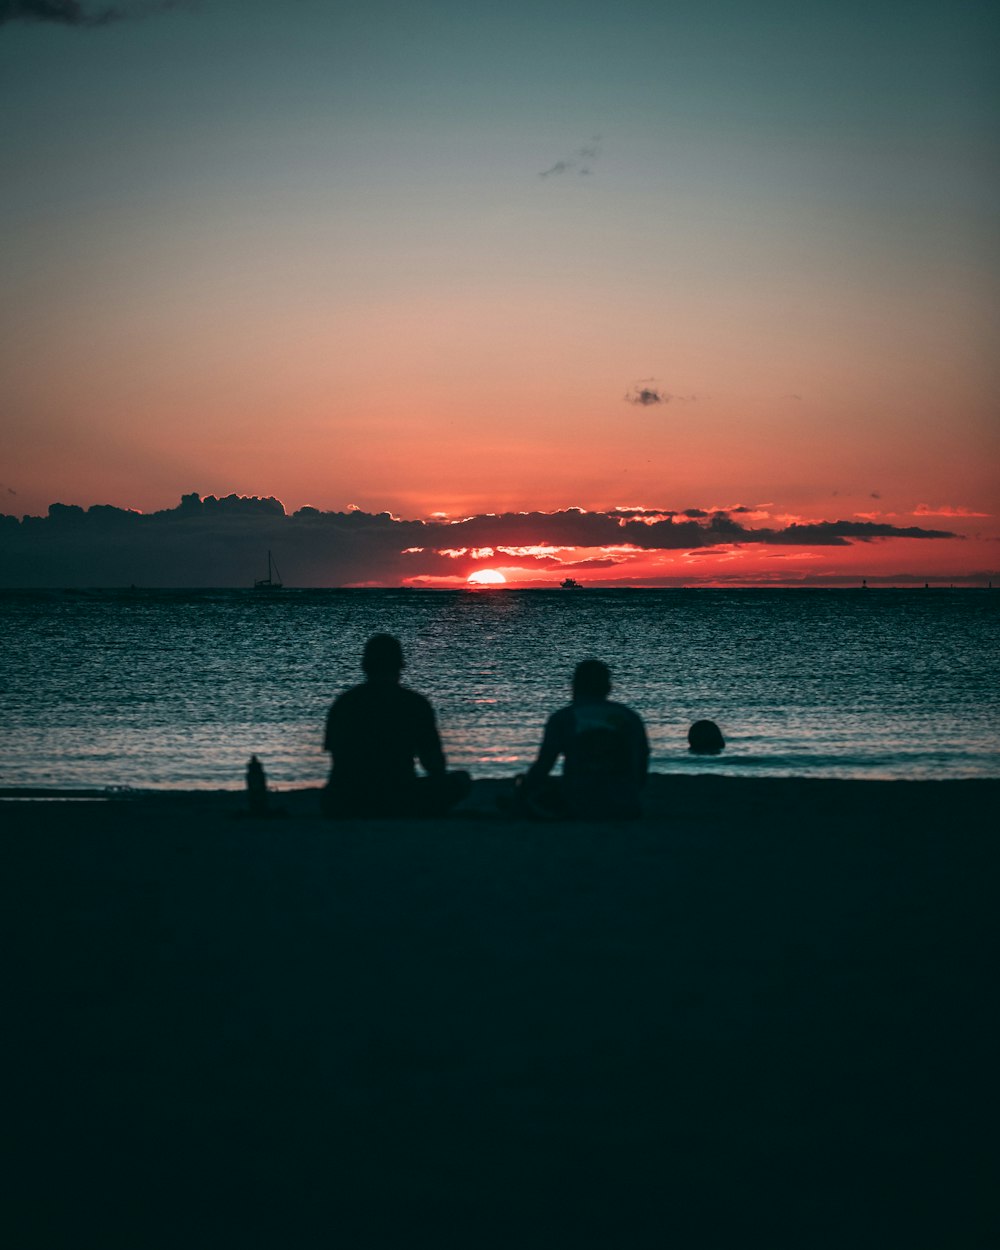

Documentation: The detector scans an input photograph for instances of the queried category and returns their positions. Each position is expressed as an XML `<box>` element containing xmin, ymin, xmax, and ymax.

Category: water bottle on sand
<box><xmin>246</xmin><ymin>754</ymin><xmax>268</xmax><ymax>816</ymax></box>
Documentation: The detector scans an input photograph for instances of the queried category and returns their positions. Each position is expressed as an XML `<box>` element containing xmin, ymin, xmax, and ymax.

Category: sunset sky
<box><xmin>1</xmin><ymin>0</ymin><xmax>997</xmax><ymax>586</ymax></box>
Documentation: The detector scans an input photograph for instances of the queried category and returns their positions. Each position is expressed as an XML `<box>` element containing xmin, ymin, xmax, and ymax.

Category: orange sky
<box><xmin>1</xmin><ymin>1</ymin><xmax>997</xmax><ymax>587</ymax></box>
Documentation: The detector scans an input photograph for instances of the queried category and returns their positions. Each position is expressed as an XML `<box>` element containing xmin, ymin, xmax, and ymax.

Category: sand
<box><xmin>4</xmin><ymin>776</ymin><xmax>997</xmax><ymax>1248</ymax></box>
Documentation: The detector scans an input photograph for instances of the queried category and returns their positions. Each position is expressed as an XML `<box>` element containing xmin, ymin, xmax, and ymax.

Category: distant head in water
<box><xmin>688</xmin><ymin>719</ymin><xmax>725</xmax><ymax>754</ymax></box>
<box><xmin>362</xmin><ymin>633</ymin><xmax>405</xmax><ymax>681</ymax></box>
<box><xmin>573</xmin><ymin>659</ymin><xmax>612</xmax><ymax>700</ymax></box>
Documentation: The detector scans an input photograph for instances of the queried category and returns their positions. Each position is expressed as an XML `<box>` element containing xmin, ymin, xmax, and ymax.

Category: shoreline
<box><xmin>2</xmin><ymin>772</ymin><xmax>998</xmax><ymax>822</ymax></box>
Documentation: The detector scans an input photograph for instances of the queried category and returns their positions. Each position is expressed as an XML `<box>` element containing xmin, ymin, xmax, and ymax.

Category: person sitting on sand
<box><xmin>520</xmin><ymin>659</ymin><xmax>649</xmax><ymax>819</ymax></box>
<box><xmin>321</xmin><ymin>634</ymin><xmax>471</xmax><ymax>818</ymax></box>
<box><xmin>688</xmin><ymin>719</ymin><xmax>725</xmax><ymax>754</ymax></box>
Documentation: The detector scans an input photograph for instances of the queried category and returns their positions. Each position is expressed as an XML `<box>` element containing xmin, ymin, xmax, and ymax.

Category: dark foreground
<box><xmin>4</xmin><ymin>777</ymin><xmax>997</xmax><ymax>1248</ymax></box>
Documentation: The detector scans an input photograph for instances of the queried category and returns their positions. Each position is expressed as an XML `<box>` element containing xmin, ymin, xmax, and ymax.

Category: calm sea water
<box><xmin>2</xmin><ymin>589</ymin><xmax>998</xmax><ymax>789</ymax></box>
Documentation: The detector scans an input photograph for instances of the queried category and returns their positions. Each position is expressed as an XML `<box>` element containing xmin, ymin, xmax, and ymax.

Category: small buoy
<box><xmin>688</xmin><ymin>720</ymin><xmax>725</xmax><ymax>754</ymax></box>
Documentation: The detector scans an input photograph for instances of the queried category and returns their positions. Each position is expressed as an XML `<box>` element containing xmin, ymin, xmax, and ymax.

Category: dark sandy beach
<box><xmin>4</xmin><ymin>776</ymin><xmax>997</xmax><ymax>1248</ymax></box>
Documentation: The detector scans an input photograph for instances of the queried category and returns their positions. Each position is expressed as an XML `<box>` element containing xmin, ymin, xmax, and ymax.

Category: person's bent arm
<box><xmin>636</xmin><ymin>717</ymin><xmax>650</xmax><ymax>785</ymax></box>
<box><xmin>525</xmin><ymin>715</ymin><xmax>562</xmax><ymax>788</ymax></box>
<box><xmin>323</xmin><ymin>704</ymin><xmax>339</xmax><ymax>755</ymax></box>
<box><xmin>415</xmin><ymin>703</ymin><xmax>447</xmax><ymax>776</ymax></box>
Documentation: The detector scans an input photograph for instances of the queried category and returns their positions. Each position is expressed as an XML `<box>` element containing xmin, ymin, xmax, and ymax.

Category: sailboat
<box><xmin>254</xmin><ymin>550</ymin><xmax>283</xmax><ymax>590</ymax></box>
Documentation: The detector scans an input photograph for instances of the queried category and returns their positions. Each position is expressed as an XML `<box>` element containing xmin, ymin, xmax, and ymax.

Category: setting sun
<box><xmin>467</xmin><ymin>569</ymin><xmax>507</xmax><ymax>586</ymax></box>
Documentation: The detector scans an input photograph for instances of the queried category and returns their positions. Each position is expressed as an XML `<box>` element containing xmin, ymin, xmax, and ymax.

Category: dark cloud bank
<box><xmin>0</xmin><ymin>494</ymin><xmax>959</xmax><ymax>587</ymax></box>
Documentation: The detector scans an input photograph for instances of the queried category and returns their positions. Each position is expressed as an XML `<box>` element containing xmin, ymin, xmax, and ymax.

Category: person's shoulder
<box><xmin>397</xmin><ymin>685</ymin><xmax>435</xmax><ymax>714</ymax></box>
<box><xmin>547</xmin><ymin>704</ymin><xmax>575</xmax><ymax>728</ymax></box>
<box><xmin>607</xmin><ymin>700</ymin><xmax>646</xmax><ymax>726</ymax></box>
<box><xmin>332</xmin><ymin>682</ymin><xmax>367</xmax><ymax>707</ymax></box>
<box><xmin>607</xmin><ymin>698</ymin><xmax>640</xmax><ymax>714</ymax></box>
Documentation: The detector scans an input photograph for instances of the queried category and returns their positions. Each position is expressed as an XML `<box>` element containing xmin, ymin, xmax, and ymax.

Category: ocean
<box><xmin>2</xmin><ymin>588</ymin><xmax>998</xmax><ymax>790</ymax></box>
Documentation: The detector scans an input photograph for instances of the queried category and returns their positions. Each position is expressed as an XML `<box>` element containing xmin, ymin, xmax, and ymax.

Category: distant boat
<box><xmin>254</xmin><ymin>550</ymin><xmax>283</xmax><ymax>590</ymax></box>
<box><xmin>560</xmin><ymin>577</ymin><xmax>582</xmax><ymax>589</ymax></box>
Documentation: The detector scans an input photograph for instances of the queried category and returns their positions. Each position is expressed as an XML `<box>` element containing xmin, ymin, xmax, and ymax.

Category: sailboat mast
<box><xmin>254</xmin><ymin>549</ymin><xmax>282</xmax><ymax>589</ymax></box>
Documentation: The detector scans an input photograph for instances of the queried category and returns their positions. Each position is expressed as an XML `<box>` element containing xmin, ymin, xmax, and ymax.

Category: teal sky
<box><xmin>1</xmin><ymin>0</ymin><xmax>997</xmax><ymax>583</ymax></box>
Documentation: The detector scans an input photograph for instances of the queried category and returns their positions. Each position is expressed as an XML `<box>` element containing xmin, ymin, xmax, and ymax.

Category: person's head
<box><xmin>362</xmin><ymin>633</ymin><xmax>405</xmax><ymax>680</ymax></box>
<box><xmin>572</xmin><ymin>659</ymin><xmax>611</xmax><ymax>701</ymax></box>
<box><xmin>688</xmin><ymin>719</ymin><xmax>725</xmax><ymax>754</ymax></box>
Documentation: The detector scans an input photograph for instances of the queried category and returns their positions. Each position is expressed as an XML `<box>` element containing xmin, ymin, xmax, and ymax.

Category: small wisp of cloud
<box><xmin>914</xmin><ymin>503</ymin><xmax>990</xmax><ymax>518</ymax></box>
<box><xmin>540</xmin><ymin>136</ymin><xmax>602</xmax><ymax>178</ymax></box>
<box><xmin>625</xmin><ymin>380</ymin><xmax>669</xmax><ymax>407</ymax></box>
<box><xmin>0</xmin><ymin>0</ymin><xmax>184</xmax><ymax>27</ymax></box>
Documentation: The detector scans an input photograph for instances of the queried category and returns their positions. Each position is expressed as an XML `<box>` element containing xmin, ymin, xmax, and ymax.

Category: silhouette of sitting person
<box><xmin>521</xmin><ymin>659</ymin><xmax>649</xmax><ymax>819</ymax></box>
<box><xmin>321</xmin><ymin>634</ymin><xmax>471</xmax><ymax>818</ymax></box>
<box><xmin>688</xmin><ymin>719</ymin><xmax>725</xmax><ymax>754</ymax></box>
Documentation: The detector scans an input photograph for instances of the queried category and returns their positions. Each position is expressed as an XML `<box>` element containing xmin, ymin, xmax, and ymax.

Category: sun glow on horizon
<box><xmin>467</xmin><ymin>569</ymin><xmax>507</xmax><ymax>586</ymax></box>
